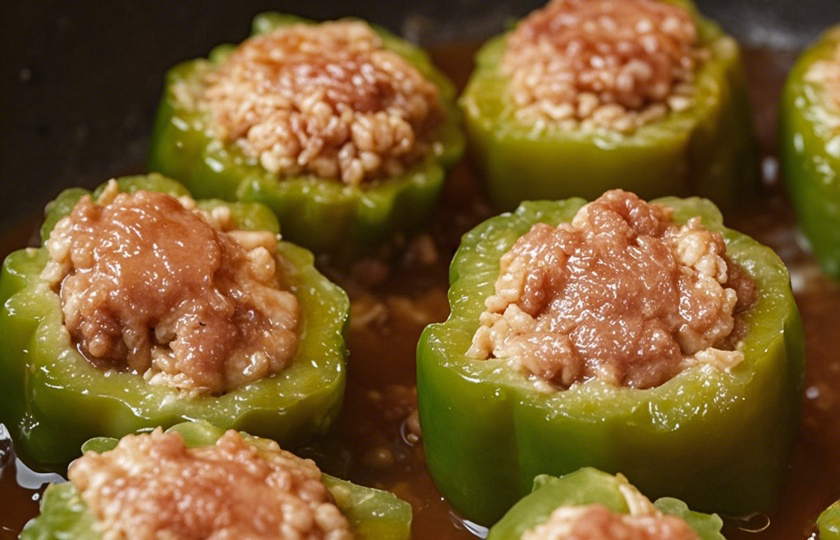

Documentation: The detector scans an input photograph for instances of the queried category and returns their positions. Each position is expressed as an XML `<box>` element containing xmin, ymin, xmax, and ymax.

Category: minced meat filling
<box><xmin>522</xmin><ymin>504</ymin><xmax>699</xmax><ymax>540</ymax></box>
<box><xmin>68</xmin><ymin>429</ymin><xmax>352</xmax><ymax>540</ymax></box>
<box><xmin>806</xmin><ymin>42</ymin><xmax>840</xmax><ymax>114</ymax></box>
<box><xmin>522</xmin><ymin>474</ymin><xmax>698</xmax><ymax>540</ymax></box>
<box><xmin>182</xmin><ymin>20</ymin><xmax>442</xmax><ymax>186</ymax></box>
<box><xmin>501</xmin><ymin>0</ymin><xmax>707</xmax><ymax>133</ymax></box>
<box><xmin>467</xmin><ymin>190</ymin><xmax>754</xmax><ymax>390</ymax></box>
<box><xmin>41</xmin><ymin>182</ymin><xmax>300</xmax><ymax>396</ymax></box>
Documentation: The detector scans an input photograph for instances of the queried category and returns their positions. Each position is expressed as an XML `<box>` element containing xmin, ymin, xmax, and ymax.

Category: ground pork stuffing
<box><xmin>805</xmin><ymin>42</ymin><xmax>840</xmax><ymax>132</ymax></box>
<box><xmin>522</xmin><ymin>504</ymin><xmax>699</xmax><ymax>540</ymax></box>
<box><xmin>68</xmin><ymin>429</ymin><xmax>352</xmax><ymax>540</ymax></box>
<box><xmin>181</xmin><ymin>20</ymin><xmax>442</xmax><ymax>186</ymax></box>
<box><xmin>40</xmin><ymin>181</ymin><xmax>300</xmax><ymax>396</ymax></box>
<box><xmin>523</xmin><ymin>474</ymin><xmax>698</xmax><ymax>540</ymax></box>
<box><xmin>467</xmin><ymin>190</ymin><xmax>754</xmax><ymax>389</ymax></box>
<box><xmin>501</xmin><ymin>0</ymin><xmax>708</xmax><ymax>133</ymax></box>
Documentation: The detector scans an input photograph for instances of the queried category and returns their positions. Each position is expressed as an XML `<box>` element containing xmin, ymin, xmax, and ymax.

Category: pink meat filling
<box><xmin>468</xmin><ymin>190</ymin><xmax>754</xmax><ymax>389</ymax></box>
<box><xmin>41</xmin><ymin>184</ymin><xmax>300</xmax><ymax>396</ymax></box>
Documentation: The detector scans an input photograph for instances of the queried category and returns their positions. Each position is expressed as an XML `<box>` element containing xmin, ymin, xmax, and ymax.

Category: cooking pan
<box><xmin>1</xmin><ymin>1</ymin><xmax>840</xmax><ymax>538</ymax></box>
<box><xmin>1</xmin><ymin>0</ymin><xmax>837</xmax><ymax>234</ymax></box>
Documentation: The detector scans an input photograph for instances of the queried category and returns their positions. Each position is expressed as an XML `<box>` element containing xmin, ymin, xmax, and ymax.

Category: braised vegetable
<box><xmin>460</xmin><ymin>0</ymin><xmax>756</xmax><ymax>211</ymax></box>
<box><xmin>0</xmin><ymin>174</ymin><xmax>349</xmax><ymax>468</ymax></box>
<box><xmin>781</xmin><ymin>24</ymin><xmax>840</xmax><ymax>278</ymax></box>
<box><xmin>488</xmin><ymin>468</ymin><xmax>724</xmax><ymax>540</ymax></box>
<box><xmin>149</xmin><ymin>13</ymin><xmax>464</xmax><ymax>257</ymax></box>
<box><xmin>818</xmin><ymin>499</ymin><xmax>840</xmax><ymax>540</ymax></box>
<box><xmin>21</xmin><ymin>421</ymin><xmax>412</xmax><ymax>540</ymax></box>
<box><xmin>417</xmin><ymin>195</ymin><xmax>803</xmax><ymax>524</ymax></box>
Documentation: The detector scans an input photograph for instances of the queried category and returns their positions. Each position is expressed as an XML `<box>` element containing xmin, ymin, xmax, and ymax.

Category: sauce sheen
<box><xmin>0</xmin><ymin>44</ymin><xmax>835</xmax><ymax>540</ymax></box>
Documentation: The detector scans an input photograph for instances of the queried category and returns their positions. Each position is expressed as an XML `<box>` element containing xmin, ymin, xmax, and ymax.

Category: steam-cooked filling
<box><xmin>41</xmin><ymin>181</ymin><xmax>300</xmax><ymax>396</ymax></box>
<box><xmin>68</xmin><ymin>429</ymin><xmax>352</xmax><ymax>540</ymax></box>
<box><xmin>806</xmin><ymin>42</ymin><xmax>840</xmax><ymax>119</ymax></box>
<box><xmin>501</xmin><ymin>0</ymin><xmax>707</xmax><ymax>133</ymax></box>
<box><xmin>522</xmin><ymin>504</ymin><xmax>699</xmax><ymax>540</ymax></box>
<box><xmin>522</xmin><ymin>474</ymin><xmax>697</xmax><ymax>540</ymax></box>
<box><xmin>179</xmin><ymin>20</ymin><xmax>442</xmax><ymax>186</ymax></box>
<box><xmin>467</xmin><ymin>190</ymin><xmax>754</xmax><ymax>390</ymax></box>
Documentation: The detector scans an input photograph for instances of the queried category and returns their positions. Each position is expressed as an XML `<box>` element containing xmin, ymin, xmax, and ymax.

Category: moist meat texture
<box><xmin>468</xmin><ymin>190</ymin><xmax>754</xmax><ymax>389</ymax></box>
<box><xmin>41</xmin><ymin>182</ymin><xmax>300</xmax><ymax>396</ymax></box>
<box><xmin>501</xmin><ymin>0</ymin><xmax>708</xmax><ymax>133</ymax></box>
<box><xmin>68</xmin><ymin>429</ymin><xmax>352</xmax><ymax>540</ymax></box>
<box><xmin>806</xmin><ymin>42</ymin><xmax>840</xmax><ymax>115</ymax></box>
<box><xmin>522</xmin><ymin>474</ymin><xmax>698</xmax><ymax>540</ymax></box>
<box><xmin>522</xmin><ymin>504</ymin><xmax>699</xmax><ymax>540</ymax></box>
<box><xmin>181</xmin><ymin>20</ymin><xmax>442</xmax><ymax>186</ymax></box>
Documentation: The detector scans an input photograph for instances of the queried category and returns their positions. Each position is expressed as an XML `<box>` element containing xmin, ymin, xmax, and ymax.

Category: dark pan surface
<box><xmin>1</xmin><ymin>0</ymin><xmax>839</xmax><ymax>233</ymax></box>
<box><xmin>2</xmin><ymin>2</ymin><xmax>840</xmax><ymax>539</ymax></box>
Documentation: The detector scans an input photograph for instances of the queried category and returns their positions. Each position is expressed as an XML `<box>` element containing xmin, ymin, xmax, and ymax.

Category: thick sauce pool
<box><xmin>0</xmin><ymin>44</ymin><xmax>838</xmax><ymax>540</ymax></box>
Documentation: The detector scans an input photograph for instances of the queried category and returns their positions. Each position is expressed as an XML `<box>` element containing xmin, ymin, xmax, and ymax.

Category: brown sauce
<box><xmin>0</xmin><ymin>43</ymin><xmax>837</xmax><ymax>540</ymax></box>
